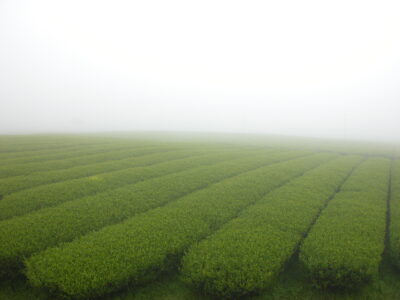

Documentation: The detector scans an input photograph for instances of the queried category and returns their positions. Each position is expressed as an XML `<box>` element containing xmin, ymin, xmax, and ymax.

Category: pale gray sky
<box><xmin>0</xmin><ymin>0</ymin><xmax>399</xmax><ymax>141</ymax></box>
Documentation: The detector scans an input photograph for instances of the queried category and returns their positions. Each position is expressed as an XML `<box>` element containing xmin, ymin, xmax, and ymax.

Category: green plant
<box><xmin>299</xmin><ymin>158</ymin><xmax>390</xmax><ymax>289</ymax></box>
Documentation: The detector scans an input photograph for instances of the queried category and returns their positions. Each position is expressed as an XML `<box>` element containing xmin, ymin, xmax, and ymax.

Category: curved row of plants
<box><xmin>0</xmin><ymin>144</ymin><xmax>261</xmax><ymax>196</ymax></box>
<box><xmin>0</xmin><ymin>136</ymin><xmax>113</xmax><ymax>154</ymax></box>
<box><xmin>180</xmin><ymin>155</ymin><xmax>363</xmax><ymax>298</ymax></box>
<box><xmin>0</xmin><ymin>147</ymin><xmax>177</xmax><ymax>196</ymax></box>
<box><xmin>25</xmin><ymin>153</ymin><xmax>334</xmax><ymax>298</ymax></box>
<box><xmin>0</xmin><ymin>149</ymin><xmax>303</xmax><ymax>277</ymax></box>
<box><xmin>0</xmin><ymin>141</ymin><xmax>131</xmax><ymax>166</ymax></box>
<box><xmin>299</xmin><ymin>157</ymin><xmax>390</xmax><ymax>289</ymax></box>
<box><xmin>0</xmin><ymin>150</ymin><xmax>247</xmax><ymax>220</ymax></box>
<box><xmin>0</xmin><ymin>144</ymin><xmax>169</xmax><ymax>179</ymax></box>
<box><xmin>0</xmin><ymin>141</ymin><xmax>114</xmax><ymax>163</ymax></box>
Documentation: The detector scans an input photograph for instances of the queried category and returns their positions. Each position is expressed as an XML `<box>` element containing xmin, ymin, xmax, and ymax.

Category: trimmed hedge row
<box><xmin>180</xmin><ymin>155</ymin><xmax>363</xmax><ymax>298</ymax></box>
<box><xmin>0</xmin><ymin>140</ymin><xmax>233</xmax><ymax>164</ymax></box>
<box><xmin>0</xmin><ymin>136</ymin><xmax>137</xmax><ymax>158</ymax></box>
<box><xmin>0</xmin><ymin>137</ymin><xmax>111</xmax><ymax>154</ymax></box>
<box><xmin>0</xmin><ymin>149</ymin><xmax>302</xmax><ymax>277</ymax></box>
<box><xmin>0</xmin><ymin>145</ymin><xmax>174</xmax><ymax>179</ymax></box>
<box><xmin>0</xmin><ymin>144</ymin><xmax>253</xmax><ymax>196</ymax></box>
<box><xmin>25</xmin><ymin>153</ymin><xmax>335</xmax><ymax>298</ymax></box>
<box><xmin>0</xmin><ymin>143</ymin><xmax>105</xmax><ymax>162</ymax></box>
<box><xmin>0</xmin><ymin>142</ymin><xmax>142</xmax><ymax>166</ymax></box>
<box><xmin>0</xmin><ymin>147</ymin><xmax>175</xmax><ymax>196</ymax></box>
<box><xmin>390</xmin><ymin>160</ymin><xmax>400</xmax><ymax>268</ymax></box>
<box><xmin>299</xmin><ymin>158</ymin><xmax>391</xmax><ymax>289</ymax></box>
<box><xmin>0</xmin><ymin>150</ymin><xmax>244</xmax><ymax>220</ymax></box>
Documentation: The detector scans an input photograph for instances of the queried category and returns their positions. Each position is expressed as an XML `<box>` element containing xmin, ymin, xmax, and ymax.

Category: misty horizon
<box><xmin>1</xmin><ymin>0</ymin><xmax>399</xmax><ymax>142</ymax></box>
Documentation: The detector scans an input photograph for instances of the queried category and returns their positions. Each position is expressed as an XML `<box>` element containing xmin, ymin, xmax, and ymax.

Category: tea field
<box><xmin>0</xmin><ymin>133</ymin><xmax>399</xmax><ymax>299</ymax></box>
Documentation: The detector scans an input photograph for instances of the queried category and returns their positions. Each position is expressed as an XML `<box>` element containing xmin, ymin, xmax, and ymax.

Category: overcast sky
<box><xmin>0</xmin><ymin>0</ymin><xmax>399</xmax><ymax>141</ymax></box>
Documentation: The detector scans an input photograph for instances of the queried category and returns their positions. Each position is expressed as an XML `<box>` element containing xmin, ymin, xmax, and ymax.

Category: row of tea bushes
<box><xmin>25</xmin><ymin>153</ymin><xmax>334</xmax><ymax>298</ymax></box>
<box><xmin>0</xmin><ymin>147</ymin><xmax>175</xmax><ymax>195</ymax></box>
<box><xmin>0</xmin><ymin>150</ymin><xmax>245</xmax><ymax>220</ymax></box>
<box><xmin>0</xmin><ymin>145</ymin><xmax>169</xmax><ymax>179</ymax></box>
<box><xmin>0</xmin><ymin>150</ymin><xmax>302</xmax><ymax>277</ymax></box>
<box><xmin>299</xmin><ymin>158</ymin><xmax>390</xmax><ymax>289</ymax></box>
<box><xmin>0</xmin><ymin>136</ymin><xmax>115</xmax><ymax>155</ymax></box>
<box><xmin>181</xmin><ymin>155</ymin><xmax>363</xmax><ymax>298</ymax></box>
<box><xmin>0</xmin><ymin>141</ymin><xmax>109</xmax><ymax>163</ymax></box>
<box><xmin>0</xmin><ymin>141</ymin><xmax>131</xmax><ymax>166</ymax></box>
<box><xmin>0</xmin><ymin>144</ymin><xmax>260</xmax><ymax>196</ymax></box>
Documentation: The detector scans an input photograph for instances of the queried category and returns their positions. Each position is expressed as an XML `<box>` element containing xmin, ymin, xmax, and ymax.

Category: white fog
<box><xmin>0</xmin><ymin>0</ymin><xmax>399</xmax><ymax>142</ymax></box>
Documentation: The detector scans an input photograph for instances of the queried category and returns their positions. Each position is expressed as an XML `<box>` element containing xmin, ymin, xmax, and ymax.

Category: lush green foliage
<box><xmin>24</xmin><ymin>153</ymin><xmax>333</xmax><ymax>298</ymax></box>
<box><xmin>0</xmin><ymin>134</ymin><xmax>396</xmax><ymax>299</ymax></box>
<box><xmin>0</xmin><ymin>148</ymin><xmax>295</xmax><ymax>277</ymax></box>
<box><xmin>299</xmin><ymin>158</ymin><xmax>390</xmax><ymax>289</ymax></box>
<box><xmin>0</xmin><ymin>150</ymin><xmax>244</xmax><ymax>220</ymax></box>
<box><xmin>0</xmin><ymin>147</ymin><xmax>174</xmax><ymax>195</ymax></box>
<box><xmin>390</xmin><ymin>160</ymin><xmax>400</xmax><ymax>268</ymax></box>
<box><xmin>0</xmin><ymin>142</ymin><xmax>129</xmax><ymax>166</ymax></box>
<box><xmin>0</xmin><ymin>136</ymin><xmax>114</xmax><ymax>154</ymax></box>
<box><xmin>0</xmin><ymin>143</ymin><xmax>100</xmax><ymax>164</ymax></box>
<box><xmin>180</xmin><ymin>155</ymin><xmax>363</xmax><ymax>298</ymax></box>
<box><xmin>0</xmin><ymin>145</ymin><xmax>172</xmax><ymax>179</ymax></box>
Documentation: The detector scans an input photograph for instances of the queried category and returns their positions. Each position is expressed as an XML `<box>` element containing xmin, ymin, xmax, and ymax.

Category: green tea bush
<box><xmin>0</xmin><ymin>150</ymin><xmax>245</xmax><ymax>220</ymax></box>
<box><xmin>0</xmin><ymin>147</ymin><xmax>176</xmax><ymax>195</ymax></box>
<box><xmin>0</xmin><ymin>137</ymin><xmax>110</xmax><ymax>155</ymax></box>
<box><xmin>0</xmin><ymin>149</ymin><xmax>293</xmax><ymax>277</ymax></box>
<box><xmin>299</xmin><ymin>158</ymin><xmax>390</xmax><ymax>289</ymax></box>
<box><xmin>0</xmin><ymin>143</ymin><xmax>77</xmax><ymax>157</ymax></box>
<box><xmin>25</xmin><ymin>153</ymin><xmax>334</xmax><ymax>298</ymax></box>
<box><xmin>0</xmin><ymin>142</ymin><xmax>128</xmax><ymax>166</ymax></box>
<box><xmin>0</xmin><ymin>144</ymin><xmax>95</xmax><ymax>165</ymax></box>
<box><xmin>181</xmin><ymin>155</ymin><xmax>362</xmax><ymax>298</ymax></box>
<box><xmin>0</xmin><ymin>145</ymin><xmax>168</xmax><ymax>179</ymax></box>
